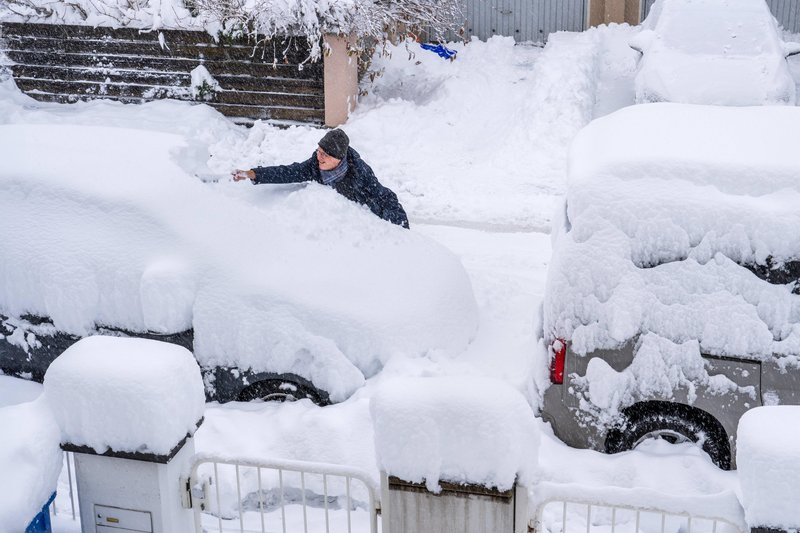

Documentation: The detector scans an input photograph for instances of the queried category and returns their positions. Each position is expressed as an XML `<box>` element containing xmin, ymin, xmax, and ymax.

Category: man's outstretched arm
<box><xmin>233</xmin><ymin>157</ymin><xmax>316</xmax><ymax>184</ymax></box>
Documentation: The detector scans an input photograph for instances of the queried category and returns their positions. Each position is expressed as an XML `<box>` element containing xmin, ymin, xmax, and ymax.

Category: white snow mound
<box><xmin>371</xmin><ymin>376</ymin><xmax>539</xmax><ymax>492</ymax></box>
<box><xmin>737</xmin><ymin>406</ymin><xmax>800</xmax><ymax>529</ymax></box>
<box><xmin>0</xmin><ymin>398</ymin><xmax>62</xmax><ymax>532</ymax></box>
<box><xmin>0</xmin><ymin>124</ymin><xmax>478</xmax><ymax>402</ymax></box>
<box><xmin>43</xmin><ymin>336</ymin><xmax>205</xmax><ymax>455</ymax></box>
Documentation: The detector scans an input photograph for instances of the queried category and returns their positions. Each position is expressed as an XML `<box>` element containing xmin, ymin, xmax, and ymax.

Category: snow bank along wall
<box><xmin>0</xmin><ymin>22</ymin><xmax>359</xmax><ymax>125</ymax></box>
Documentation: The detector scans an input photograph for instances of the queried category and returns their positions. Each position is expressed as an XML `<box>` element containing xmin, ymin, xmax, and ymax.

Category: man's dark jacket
<box><xmin>253</xmin><ymin>148</ymin><xmax>409</xmax><ymax>229</ymax></box>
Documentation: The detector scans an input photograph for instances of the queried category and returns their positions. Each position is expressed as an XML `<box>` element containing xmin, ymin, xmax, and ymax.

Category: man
<box><xmin>233</xmin><ymin>129</ymin><xmax>409</xmax><ymax>229</ymax></box>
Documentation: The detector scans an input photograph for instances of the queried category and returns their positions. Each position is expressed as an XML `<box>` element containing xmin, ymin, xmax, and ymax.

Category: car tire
<box><xmin>236</xmin><ymin>379</ymin><xmax>326</xmax><ymax>405</ymax></box>
<box><xmin>604</xmin><ymin>401</ymin><xmax>731</xmax><ymax>470</ymax></box>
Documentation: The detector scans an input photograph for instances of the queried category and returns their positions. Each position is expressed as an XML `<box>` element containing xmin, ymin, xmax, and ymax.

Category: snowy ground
<box><xmin>3</xmin><ymin>22</ymin><xmax>799</xmax><ymax>532</ymax></box>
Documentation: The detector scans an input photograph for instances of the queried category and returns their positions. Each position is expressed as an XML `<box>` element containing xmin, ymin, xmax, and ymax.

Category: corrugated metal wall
<box><xmin>766</xmin><ymin>0</ymin><xmax>800</xmax><ymax>32</ymax></box>
<box><xmin>643</xmin><ymin>0</ymin><xmax>800</xmax><ymax>32</ymax></box>
<box><xmin>459</xmin><ymin>0</ymin><xmax>586</xmax><ymax>43</ymax></box>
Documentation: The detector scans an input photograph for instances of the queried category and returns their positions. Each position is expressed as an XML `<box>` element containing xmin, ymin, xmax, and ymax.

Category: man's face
<box><xmin>317</xmin><ymin>147</ymin><xmax>342</xmax><ymax>171</ymax></box>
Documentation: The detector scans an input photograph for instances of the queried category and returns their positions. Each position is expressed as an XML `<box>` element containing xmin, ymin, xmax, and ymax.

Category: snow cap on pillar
<box><xmin>43</xmin><ymin>336</ymin><xmax>205</xmax><ymax>457</ymax></box>
<box><xmin>370</xmin><ymin>376</ymin><xmax>539</xmax><ymax>493</ymax></box>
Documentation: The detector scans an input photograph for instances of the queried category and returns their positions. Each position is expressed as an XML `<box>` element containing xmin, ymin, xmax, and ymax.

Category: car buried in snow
<box><xmin>630</xmin><ymin>0</ymin><xmax>800</xmax><ymax>106</ymax></box>
<box><xmin>0</xmin><ymin>123</ymin><xmax>478</xmax><ymax>404</ymax></box>
<box><xmin>540</xmin><ymin>103</ymin><xmax>800</xmax><ymax>470</ymax></box>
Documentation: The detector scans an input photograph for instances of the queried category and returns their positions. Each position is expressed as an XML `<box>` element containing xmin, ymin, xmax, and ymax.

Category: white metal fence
<box><xmin>533</xmin><ymin>497</ymin><xmax>745</xmax><ymax>533</ymax></box>
<box><xmin>187</xmin><ymin>456</ymin><xmax>381</xmax><ymax>533</ymax></box>
<box><xmin>52</xmin><ymin>451</ymin><xmax>748</xmax><ymax>533</ymax></box>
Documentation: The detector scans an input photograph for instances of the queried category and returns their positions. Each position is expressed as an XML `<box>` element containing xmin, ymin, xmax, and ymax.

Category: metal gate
<box><xmin>642</xmin><ymin>0</ymin><xmax>800</xmax><ymax>32</ymax></box>
<box><xmin>459</xmin><ymin>0</ymin><xmax>586</xmax><ymax>43</ymax></box>
<box><xmin>533</xmin><ymin>497</ymin><xmax>746</xmax><ymax>533</ymax></box>
<box><xmin>186</xmin><ymin>456</ymin><xmax>380</xmax><ymax>533</ymax></box>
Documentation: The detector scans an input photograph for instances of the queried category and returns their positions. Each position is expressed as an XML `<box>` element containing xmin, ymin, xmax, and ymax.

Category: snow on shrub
<box><xmin>0</xmin><ymin>0</ymin><xmax>462</xmax><ymax>60</ymax></box>
<box><xmin>0</xmin><ymin>123</ymin><xmax>478</xmax><ymax>402</ymax></box>
<box><xmin>43</xmin><ymin>336</ymin><xmax>205</xmax><ymax>455</ymax></box>
<box><xmin>544</xmin><ymin>103</ymin><xmax>800</xmax><ymax>411</ymax></box>
<box><xmin>371</xmin><ymin>376</ymin><xmax>539</xmax><ymax>492</ymax></box>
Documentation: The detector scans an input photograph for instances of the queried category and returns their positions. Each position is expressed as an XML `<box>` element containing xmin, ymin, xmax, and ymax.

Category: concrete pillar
<box><xmin>588</xmin><ymin>0</ymin><xmax>642</xmax><ymax>26</ymax></box>
<box><xmin>323</xmin><ymin>34</ymin><xmax>358</xmax><ymax>128</ymax></box>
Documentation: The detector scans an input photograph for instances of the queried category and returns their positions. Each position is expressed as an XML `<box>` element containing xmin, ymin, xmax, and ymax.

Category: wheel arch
<box><xmin>605</xmin><ymin>400</ymin><xmax>732</xmax><ymax>470</ymax></box>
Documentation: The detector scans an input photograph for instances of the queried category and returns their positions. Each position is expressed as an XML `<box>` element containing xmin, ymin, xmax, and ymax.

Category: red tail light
<box><xmin>550</xmin><ymin>339</ymin><xmax>566</xmax><ymax>384</ymax></box>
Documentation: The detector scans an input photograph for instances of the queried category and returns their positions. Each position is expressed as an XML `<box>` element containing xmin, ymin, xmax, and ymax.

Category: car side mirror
<box><xmin>629</xmin><ymin>30</ymin><xmax>655</xmax><ymax>54</ymax></box>
<box><xmin>783</xmin><ymin>42</ymin><xmax>800</xmax><ymax>57</ymax></box>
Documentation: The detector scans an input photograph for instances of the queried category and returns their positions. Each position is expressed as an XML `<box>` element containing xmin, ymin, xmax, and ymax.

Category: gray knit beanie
<box><xmin>318</xmin><ymin>129</ymin><xmax>349</xmax><ymax>160</ymax></box>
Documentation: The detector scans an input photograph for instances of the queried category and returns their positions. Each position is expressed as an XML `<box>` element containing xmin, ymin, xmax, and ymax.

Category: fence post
<box><xmin>43</xmin><ymin>336</ymin><xmax>204</xmax><ymax>533</ymax></box>
<box><xmin>323</xmin><ymin>33</ymin><xmax>358</xmax><ymax>127</ymax></box>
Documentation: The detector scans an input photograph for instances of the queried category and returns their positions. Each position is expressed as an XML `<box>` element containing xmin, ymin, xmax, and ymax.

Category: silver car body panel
<box><xmin>539</xmin><ymin>341</ymin><xmax>796</xmax><ymax>465</ymax></box>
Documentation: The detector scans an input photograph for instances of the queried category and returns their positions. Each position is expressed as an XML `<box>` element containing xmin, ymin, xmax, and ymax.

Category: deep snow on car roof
<box><xmin>0</xmin><ymin>124</ymin><xmax>478</xmax><ymax>402</ymax></box>
<box><xmin>569</xmin><ymin>103</ymin><xmax>800</xmax><ymax>195</ymax></box>
<box><xmin>545</xmin><ymin>104</ymin><xmax>800</xmax><ymax>361</ymax></box>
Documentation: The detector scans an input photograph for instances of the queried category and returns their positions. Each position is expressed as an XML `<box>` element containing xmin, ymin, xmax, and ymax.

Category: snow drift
<box><xmin>0</xmin><ymin>398</ymin><xmax>62</xmax><ymax>532</ymax></box>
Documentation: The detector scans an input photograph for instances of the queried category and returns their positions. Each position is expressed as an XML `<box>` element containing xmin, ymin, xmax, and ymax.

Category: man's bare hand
<box><xmin>232</xmin><ymin>169</ymin><xmax>256</xmax><ymax>182</ymax></box>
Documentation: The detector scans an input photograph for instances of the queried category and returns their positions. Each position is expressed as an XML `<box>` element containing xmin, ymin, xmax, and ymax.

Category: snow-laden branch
<box><xmin>0</xmin><ymin>0</ymin><xmax>464</xmax><ymax>59</ymax></box>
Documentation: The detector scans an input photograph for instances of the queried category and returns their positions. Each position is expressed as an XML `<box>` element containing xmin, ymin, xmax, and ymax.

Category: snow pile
<box><xmin>0</xmin><ymin>123</ymin><xmax>477</xmax><ymax>401</ymax></box>
<box><xmin>190</xmin><ymin>65</ymin><xmax>220</xmax><ymax>101</ymax></box>
<box><xmin>0</xmin><ymin>77</ymin><xmax>244</xmax><ymax>181</ymax></box>
<box><xmin>195</xmin><ymin>398</ymin><xmax>377</xmax><ymax>518</ymax></box>
<box><xmin>0</xmin><ymin>375</ymin><xmax>42</xmax><ymax>407</ymax></box>
<box><xmin>535</xmin><ymin>422</ymin><xmax>744</xmax><ymax>528</ymax></box>
<box><xmin>737</xmin><ymin>406</ymin><xmax>800</xmax><ymax>528</ymax></box>
<box><xmin>0</xmin><ymin>398</ymin><xmax>62</xmax><ymax>532</ymax></box>
<box><xmin>225</xmin><ymin>33</ymin><xmax>597</xmax><ymax>230</ymax></box>
<box><xmin>634</xmin><ymin>0</ymin><xmax>796</xmax><ymax>105</ymax></box>
<box><xmin>544</xmin><ymin>103</ymin><xmax>800</xmax><ymax>408</ymax></box>
<box><xmin>43</xmin><ymin>336</ymin><xmax>204</xmax><ymax>455</ymax></box>
<box><xmin>371</xmin><ymin>376</ymin><xmax>539</xmax><ymax>492</ymax></box>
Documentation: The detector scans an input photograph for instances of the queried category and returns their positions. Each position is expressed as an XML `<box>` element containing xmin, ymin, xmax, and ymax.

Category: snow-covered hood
<box><xmin>0</xmin><ymin>124</ymin><xmax>479</xmax><ymax>401</ymax></box>
<box><xmin>636</xmin><ymin>49</ymin><xmax>796</xmax><ymax>105</ymax></box>
<box><xmin>545</xmin><ymin>104</ymin><xmax>800</xmax><ymax>361</ymax></box>
<box><xmin>634</xmin><ymin>0</ymin><xmax>796</xmax><ymax>106</ymax></box>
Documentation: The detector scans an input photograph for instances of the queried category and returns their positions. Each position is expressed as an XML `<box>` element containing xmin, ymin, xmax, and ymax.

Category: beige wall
<box><xmin>323</xmin><ymin>34</ymin><xmax>359</xmax><ymax>128</ymax></box>
<box><xmin>588</xmin><ymin>0</ymin><xmax>641</xmax><ymax>26</ymax></box>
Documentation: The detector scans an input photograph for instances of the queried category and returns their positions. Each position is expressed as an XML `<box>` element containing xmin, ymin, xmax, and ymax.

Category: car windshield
<box><xmin>658</xmin><ymin>8</ymin><xmax>776</xmax><ymax>56</ymax></box>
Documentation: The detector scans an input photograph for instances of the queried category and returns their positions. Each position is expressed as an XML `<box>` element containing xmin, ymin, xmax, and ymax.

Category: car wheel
<box><xmin>236</xmin><ymin>379</ymin><xmax>326</xmax><ymax>405</ymax></box>
<box><xmin>604</xmin><ymin>401</ymin><xmax>731</xmax><ymax>470</ymax></box>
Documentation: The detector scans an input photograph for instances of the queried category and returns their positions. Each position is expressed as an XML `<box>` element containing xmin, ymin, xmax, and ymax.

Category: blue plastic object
<box><xmin>25</xmin><ymin>492</ymin><xmax>56</xmax><ymax>533</ymax></box>
<box><xmin>420</xmin><ymin>42</ymin><xmax>457</xmax><ymax>60</ymax></box>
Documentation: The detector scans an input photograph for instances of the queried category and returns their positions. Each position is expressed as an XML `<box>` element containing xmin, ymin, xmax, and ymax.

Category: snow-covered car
<box><xmin>0</xmin><ymin>124</ymin><xmax>478</xmax><ymax>404</ymax></box>
<box><xmin>630</xmin><ymin>0</ymin><xmax>800</xmax><ymax>106</ymax></box>
<box><xmin>540</xmin><ymin>103</ymin><xmax>800</xmax><ymax>469</ymax></box>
